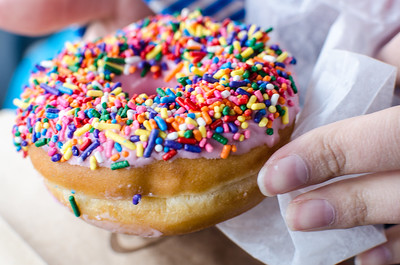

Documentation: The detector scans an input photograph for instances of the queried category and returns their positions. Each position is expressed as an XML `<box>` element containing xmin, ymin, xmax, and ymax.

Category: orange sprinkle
<box><xmin>121</xmin><ymin>151</ymin><xmax>129</xmax><ymax>157</ymax></box>
<box><xmin>165</xmin><ymin>117</ymin><xmax>175</xmax><ymax>123</ymax></box>
<box><xmin>233</xmin><ymin>106</ymin><xmax>243</xmax><ymax>115</ymax></box>
<box><xmin>231</xmin><ymin>145</ymin><xmax>237</xmax><ymax>153</ymax></box>
<box><xmin>201</xmin><ymin>111</ymin><xmax>212</xmax><ymax>124</ymax></box>
<box><xmin>278</xmin><ymin>97</ymin><xmax>286</xmax><ymax>105</ymax></box>
<box><xmin>149</xmin><ymin>119</ymin><xmax>158</xmax><ymax>129</ymax></box>
<box><xmin>110</xmin><ymin>153</ymin><xmax>120</xmax><ymax>161</ymax></box>
<box><xmin>193</xmin><ymin>130</ymin><xmax>202</xmax><ymax>141</ymax></box>
<box><xmin>171</xmin><ymin>121</ymin><xmax>180</xmax><ymax>131</ymax></box>
<box><xmin>220</xmin><ymin>145</ymin><xmax>231</xmax><ymax>159</ymax></box>
<box><xmin>164</xmin><ymin>61</ymin><xmax>184</xmax><ymax>82</ymax></box>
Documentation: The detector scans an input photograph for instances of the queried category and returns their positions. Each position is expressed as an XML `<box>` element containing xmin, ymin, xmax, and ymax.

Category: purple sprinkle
<box><xmin>51</xmin><ymin>154</ymin><xmax>62</xmax><ymax>162</ymax></box>
<box><xmin>132</xmin><ymin>194</ymin><xmax>142</xmax><ymax>205</ymax></box>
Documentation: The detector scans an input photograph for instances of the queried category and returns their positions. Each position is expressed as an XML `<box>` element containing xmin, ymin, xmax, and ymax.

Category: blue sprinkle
<box><xmin>164</xmin><ymin>146</ymin><xmax>170</xmax><ymax>153</ymax></box>
<box><xmin>215</xmin><ymin>126</ymin><xmax>224</xmax><ymax>134</ymax></box>
<box><xmin>132</xmin><ymin>194</ymin><xmax>142</xmax><ymax>205</ymax></box>
<box><xmin>51</xmin><ymin>154</ymin><xmax>62</xmax><ymax>162</ymax></box>
<box><xmin>229</xmin><ymin>81</ymin><xmax>248</xmax><ymax>88</ymax></box>
<box><xmin>202</xmin><ymin>73</ymin><xmax>219</xmax><ymax>83</ymax></box>
<box><xmin>57</xmin><ymin>142</ymin><xmax>63</xmax><ymax>149</ymax></box>
<box><xmin>164</xmin><ymin>140</ymin><xmax>182</xmax><ymax>150</ymax></box>
<box><xmin>93</xmin><ymin>129</ymin><xmax>100</xmax><ymax>138</ymax></box>
<box><xmin>227</xmin><ymin>122</ymin><xmax>238</xmax><ymax>133</ymax></box>
<box><xmin>187</xmin><ymin>113</ymin><xmax>196</xmax><ymax>119</ymax></box>
<box><xmin>56</xmin><ymin>124</ymin><xmax>62</xmax><ymax>131</ymax></box>
<box><xmin>254</xmin><ymin>109</ymin><xmax>267</xmax><ymax>123</ymax></box>
<box><xmin>154</xmin><ymin>116</ymin><xmax>167</xmax><ymax>131</ymax></box>
<box><xmin>114</xmin><ymin>142</ymin><xmax>122</xmax><ymax>152</ymax></box>
<box><xmin>35</xmin><ymin>132</ymin><xmax>41</xmax><ymax>139</ymax></box>
<box><xmin>212</xmin><ymin>57</ymin><xmax>219</xmax><ymax>64</ymax></box>
<box><xmin>155</xmin><ymin>137</ymin><xmax>163</xmax><ymax>145</ymax></box>
<box><xmin>264</xmin><ymin>99</ymin><xmax>271</xmax><ymax>107</ymax></box>
<box><xmin>143</xmin><ymin>129</ymin><xmax>159</xmax><ymax>158</ymax></box>
<box><xmin>72</xmin><ymin>146</ymin><xmax>80</xmax><ymax>156</ymax></box>
<box><xmin>160</xmin><ymin>96</ymin><xmax>175</xmax><ymax>104</ymax></box>
<box><xmin>41</xmin><ymin>128</ymin><xmax>47</xmax><ymax>136</ymax></box>
<box><xmin>21</xmin><ymin>140</ymin><xmax>28</xmax><ymax>147</ymax></box>
<box><xmin>184</xmin><ymin>144</ymin><xmax>201</xmax><ymax>153</ymax></box>
<box><xmin>80</xmin><ymin>140</ymin><xmax>100</xmax><ymax>161</ymax></box>
<box><xmin>130</xmin><ymin>135</ymin><xmax>140</xmax><ymax>142</ymax></box>
<box><xmin>236</xmin><ymin>87</ymin><xmax>251</xmax><ymax>96</ymax></box>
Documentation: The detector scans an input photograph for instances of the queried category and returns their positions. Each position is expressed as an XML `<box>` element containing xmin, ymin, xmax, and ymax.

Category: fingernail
<box><xmin>286</xmin><ymin>199</ymin><xmax>335</xmax><ymax>230</ymax></box>
<box><xmin>355</xmin><ymin>246</ymin><xmax>392</xmax><ymax>265</ymax></box>
<box><xmin>257</xmin><ymin>155</ymin><xmax>309</xmax><ymax>196</ymax></box>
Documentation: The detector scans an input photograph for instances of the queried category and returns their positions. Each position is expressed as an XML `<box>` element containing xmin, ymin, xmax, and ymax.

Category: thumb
<box><xmin>257</xmin><ymin>106</ymin><xmax>400</xmax><ymax>196</ymax></box>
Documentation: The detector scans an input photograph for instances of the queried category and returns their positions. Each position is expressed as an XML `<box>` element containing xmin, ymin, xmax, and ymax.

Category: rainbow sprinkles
<box><xmin>12</xmin><ymin>10</ymin><xmax>298</xmax><ymax>171</ymax></box>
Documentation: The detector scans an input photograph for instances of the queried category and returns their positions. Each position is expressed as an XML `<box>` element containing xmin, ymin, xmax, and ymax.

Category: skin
<box><xmin>1</xmin><ymin>0</ymin><xmax>400</xmax><ymax>263</ymax></box>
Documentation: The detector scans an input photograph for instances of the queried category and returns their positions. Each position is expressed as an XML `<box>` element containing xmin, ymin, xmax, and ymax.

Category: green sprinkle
<box><xmin>289</xmin><ymin>75</ymin><xmax>298</xmax><ymax>94</ymax></box>
<box><xmin>141</xmin><ymin>66</ymin><xmax>150</xmax><ymax>77</ymax></box>
<box><xmin>35</xmin><ymin>138</ymin><xmax>47</xmax><ymax>147</ymax></box>
<box><xmin>143</xmin><ymin>17</ymin><xmax>150</xmax><ymax>27</ymax></box>
<box><xmin>126</xmin><ymin>119</ymin><xmax>133</xmax><ymax>126</ymax></box>
<box><xmin>242</xmin><ymin>70</ymin><xmax>250</xmax><ymax>79</ymax></box>
<box><xmin>251</xmin><ymin>82</ymin><xmax>259</xmax><ymax>90</ymax></box>
<box><xmin>177</xmin><ymin>76</ymin><xmax>189</xmax><ymax>86</ymax></box>
<box><xmin>104</xmin><ymin>63</ymin><xmax>122</xmax><ymax>75</ymax></box>
<box><xmin>265</xmin><ymin>27</ymin><xmax>273</xmax><ymax>33</ymax></box>
<box><xmin>248</xmin><ymin>38</ymin><xmax>256</xmax><ymax>47</ymax></box>
<box><xmin>227</xmin><ymin>45</ymin><xmax>234</xmax><ymax>54</ymax></box>
<box><xmin>222</xmin><ymin>106</ymin><xmax>230</xmax><ymax>116</ymax></box>
<box><xmin>156</xmin><ymin>88</ymin><xmax>166</xmax><ymax>97</ymax></box>
<box><xmin>33</xmin><ymin>79</ymin><xmax>39</xmax><ymax>86</ymax></box>
<box><xmin>105</xmin><ymin>56</ymin><xmax>125</xmax><ymax>65</ymax></box>
<box><xmin>240</xmin><ymin>105</ymin><xmax>247</xmax><ymax>112</ymax></box>
<box><xmin>69</xmin><ymin>195</ymin><xmax>81</xmax><ymax>217</ymax></box>
<box><xmin>184</xmin><ymin>130</ymin><xmax>193</xmax><ymax>138</ymax></box>
<box><xmin>212</xmin><ymin>133</ymin><xmax>228</xmax><ymax>145</ymax></box>
<box><xmin>266</xmin><ymin>128</ymin><xmax>274</xmax><ymax>135</ymax></box>
<box><xmin>111</xmin><ymin>160</ymin><xmax>130</xmax><ymax>170</ymax></box>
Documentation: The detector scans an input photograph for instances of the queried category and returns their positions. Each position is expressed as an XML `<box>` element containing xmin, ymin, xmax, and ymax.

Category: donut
<box><xmin>12</xmin><ymin>10</ymin><xmax>299</xmax><ymax>237</ymax></box>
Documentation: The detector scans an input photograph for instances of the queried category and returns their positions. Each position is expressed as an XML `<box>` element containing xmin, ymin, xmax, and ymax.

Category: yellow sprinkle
<box><xmin>43</xmin><ymin>123</ymin><xmax>49</xmax><ymax>129</ymax></box>
<box><xmin>218</xmin><ymin>36</ymin><xmax>227</xmax><ymax>46</ymax></box>
<box><xmin>105</xmin><ymin>130</ymin><xmax>136</xmax><ymax>150</ymax></box>
<box><xmin>87</xmin><ymin>90</ymin><xmax>104</xmax><ymax>97</ymax></box>
<box><xmin>65</xmin><ymin>42</ymin><xmax>77</xmax><ymax>54</ymax></box>
<box><xmin>213</xmin><ymin>69</ymin><xmax>226</xmax><ymax>79</ymax></box>
<box><xmin>248</xmin><ymin>24</ymin><xmax>257</xmax><ymax>37</ymax></box>
<box><xmin>246</xmin><ymin>95</ymin><xmax>257</xmax><ymax>108</ymax></box>
<box><xmin>241</xmin><ymin>47</ymin><xmax>254</xmax><ymax>58</ymax></box>
<box><xmin>214</xmin><ymin>112</ymin><xmax>221</xmax><ymax>119</ymax></box>
<box><xmin>144</xmin><ymin>99</ymin><xmax>153</xmax><ymax>106</ymax></box>
<box><xmin>276</xmin><ymin>51</ymin><xmax>288</xmax><ymax>63</ymax></box>
<box><xmin>61</xmin><ymin>140</ymin><xmax>73</xmax><ymax>153</ymax></box>
<box><xmin>191</xmin><ymin>67</ymin><xmax>205</xmax><ymax>76</ymax></box>
<box><xmin>145</xmin><ymin>44</ymin><xmax>162</xmax><ymax>60</ymax></box>
<box><xmin>231</xmin><ymin>69</ymin><xmax>244</xmax><ymax>76</ymax></box>
<box><xmin>34</xmin><ymin>122</ymin><xmax>42</xmax><ymax>133</ymax></box>
<box><xmin>263</xmin><ymin>93</ymin><xmax>270</xmax><ymax>100</ymax></box>
<box><xmin>90</xmin><ymin>155</ymin><xmax>97</xmax><ymax>171</ymax></box>
<box><xmin>136</xmin><ymin>143</ymin><xmax>144</xmax><ymax>157</ymax></box>
<box><xmin>93</xmin><ymin>122</ymin><xmax>121</xmax><ymax>131</ymax></box>
<box><xmin>252</xmin><ymin>31</ymin><xmax>263</xmax><ymax>40</ymax></box>
<box><xmin>63</xmin><ymin>83</ymin><xmax>79</xmax><ymax>90</ymax></box>
<box><xmin>239</xmin><ymin>135</ymin><xmax>245</xmax><ymax>141</ymax></box>
<box><xmin>112</xmin><ymin>87</ymin><xmax>122</xmax><ymax>95</ymax></box>
<box><xmin>63</xmin><ymin>147</ymin><xmax>73</xmax><ymax>161</ymax></box>
<box><xmin>199</xmin><ymin>126</ymin><xmax>207</xmax><ymax>138</ymax></box>
<box><xmin>13</xmin><ymin>99</ymin><xmax>29</xmax><ymax>110</ymax></box>
<box><xmin>233</xmin><ymin>41</ymin><xmax>241</xmax><ymax>53</ymax></box>
<box><xmin>241</xmin><ymin>122</ymin><xmax>249</xmax><ymax>129</ymax></box>
<box><xmin>237</xmin><ymin>116</ymin><xmax>245</xmax><ymax>122</ymax></box>
<box><xmin>143</xmin><ymin>120</ymin><xmax>151</xmax><ymax>131</ymax></box>
<box><xmin>251</xmin><ymin>103</ymin><xmax>266</xmax><ymax>110</ymax></box>
<box><xmin>268</xmin><ymin>106</ymin><xmax>277</xmax><ymax>113</ymax></box>
<box><xmin>177</xmin><ymin>131</ymin><xmax>185</xmax><ymax>137</ymax></box>
<box><xmin>105</xmin><ymin>61</ymin><xmax>124</xmax><ymax>72</ymax></box>
<box><xmin>259</xmin><ymin>117</ymin><xmax>268</xmax><ymax>127</ymax></box>
<box><xmin>159</xmin><ymin>131</ymin><xmax>167</xmax><ymax>139</ymax></box>
<box><xmin>160</xmin><ymin>108</ymin><xmax>168</xmax><ymax>119</ymax></box>
<box><xmin>139</xmin><ymin>135</ymin><xmax>148</xmax><ymax>142</ymax></box>
<box><xmin>135</xmin><ymin>129</ymin><xmax>150</xmax><ymax>136</ymax></box>
<box><xmin>185</xmin><ymin>117</ymin><xmax>198</xmax><ymax>127</ymax></box>
<box><xmin>282</xmin><ymin>106</ymin><xmax>289</xmax><ymax>124</ymax></box>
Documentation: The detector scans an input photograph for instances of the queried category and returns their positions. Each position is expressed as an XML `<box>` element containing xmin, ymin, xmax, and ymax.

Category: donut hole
<box><xmin>113</xmin><ymin>71</ymin><xmax>179</xmax><ymax>96</ymax></box>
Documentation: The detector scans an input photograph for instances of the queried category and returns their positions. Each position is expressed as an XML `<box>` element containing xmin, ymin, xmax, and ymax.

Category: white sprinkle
<box><xmin>125</xmin><ymin>56</ymin><xmax>141</xmax><ymax>64</ymax></box>
<box><xmin>94</xmin><ymin>151</ymin><xmax>104</xmax><ymax>163</ymax></box>
<box><xmin>167</xmin><ymin>132</ymin><xmax>178</xmax><ymax>140</ymax></box>
<box><xmin>266</xmin><ymin>83</ymin><xmax>274</xmax><ymax>90</ymax></box>
<box><xmin>40</xmin><ymin>60</ymin><xmax>54</xmax><ymax>68</ymax></box>
<box><xmin>221</xmin><ymin>90</ymin><xmax>231</xmax><ymax>98</ymax></box>
<box><xmin>127</xmin><ymin>110</ymin><xmax>134</xmax><ymax>120</ymax></box>
<box><xmin>110</xmin><ymin>106</ymin><xmax>118</xmax><ymax>113</ymax></box>
<box><xmin>155</xmin><ymin>144</ymin><xmax>163</xmax><ymax>152</ymax></box>
<box><xmin>196</xmin><ymin>117</ymin><xmax>206</xmax><ymax>127</ymax></box>
<box><xmin>271</xmin><ymin>94</ymin><xmax>280</xmax><ymax>106</ymax></box>
<box><xmin>178</xmin><ymin>124</ymin><xmax>187</xmax><ymax>131</ymax></box>
<box><xmin>263</xmin><ymin>55</ymin><xmax>276</xmax><ymax>62</ymax></box>
<box><xmin>233</xmin><ymin>75</ymin><xmax>241</xmax><ymax>81</ymax></box>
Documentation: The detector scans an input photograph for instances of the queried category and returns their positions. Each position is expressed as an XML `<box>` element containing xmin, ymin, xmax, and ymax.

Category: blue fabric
<box><xmin>3</xmin><ymin>27</ymin><xmax>85</xmax><ymax>109</ymax></box>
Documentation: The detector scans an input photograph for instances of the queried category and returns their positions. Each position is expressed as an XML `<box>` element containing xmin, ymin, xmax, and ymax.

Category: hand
<box><xmin>0</xmin><ymin>0</ymin><xmax>153</xmax><ymax>36</ymax></box>
<box><xmin>257</xmin><ymin>106</ymin><xmax>400</xmax><ymax>265</ymax></box>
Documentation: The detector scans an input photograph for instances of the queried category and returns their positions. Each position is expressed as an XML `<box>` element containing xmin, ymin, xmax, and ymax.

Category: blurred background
<box><xmin>0</xmin><ymin>27</ymin><xmax>84</xmax><ymax>109</ymax></box>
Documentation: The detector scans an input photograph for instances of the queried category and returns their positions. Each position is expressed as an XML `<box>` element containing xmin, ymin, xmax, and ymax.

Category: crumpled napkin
<box><xmin>218</xmin><ymin>0</ymin><xmax>400</xmax><ymax>264</ymax></box>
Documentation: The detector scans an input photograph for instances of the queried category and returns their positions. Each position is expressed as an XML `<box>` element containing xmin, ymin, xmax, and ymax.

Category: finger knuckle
<box><xmin>344</xmin><ymin>190</ymin><xmax>369</xmax><ymax>226</ymax></box>
<box><xmin>320</xmin><ymin>131</ymin><xmax>347</xmax><ymax>177</ymax></box>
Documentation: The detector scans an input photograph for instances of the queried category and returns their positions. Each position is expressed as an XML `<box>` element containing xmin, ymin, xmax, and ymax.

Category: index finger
<box><xmin>257</xmin><ymin>106</ymin><xmax>400</xmax><ymax>196</ymax></box>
